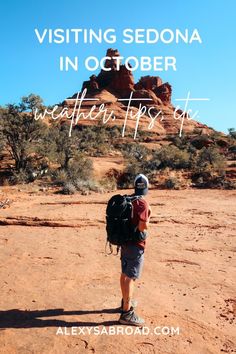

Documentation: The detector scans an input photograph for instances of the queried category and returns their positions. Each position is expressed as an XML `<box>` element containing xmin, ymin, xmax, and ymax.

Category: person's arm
<box><xmin>138</xmin><ymin>206</ymin><xmax>151</xmax><ymax>232</ymax></box>
<box><xmin>138</xmin><ymin>220</ymin><xmax>149</xmax><ymax>232</ymax></box>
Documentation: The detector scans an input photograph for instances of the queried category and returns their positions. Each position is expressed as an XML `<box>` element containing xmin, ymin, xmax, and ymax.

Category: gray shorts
<box><xmin>120</xmin><ymin>244</ymin><xmax>144</xmax><ymax>280</ymax></box>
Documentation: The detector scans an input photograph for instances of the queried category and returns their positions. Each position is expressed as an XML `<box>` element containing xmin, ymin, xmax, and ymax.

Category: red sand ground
<box><xmin>0</xmin><ymin>187</ymin><xmax>235</xmax><ymax>354</ymax></box>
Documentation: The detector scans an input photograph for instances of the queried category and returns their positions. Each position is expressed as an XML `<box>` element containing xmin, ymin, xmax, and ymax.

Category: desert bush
<box><xmin>228</xmin><ymin>145</ymin><xmax>236</xmax><ymax>154</ymax></box>
<box><xmin>120</xmin><ymin>158</ymin><xmax>148</xmax><ymax>188</ymax></box>
<box><xmin>60</xmin><ymin>178</ymin><xmax>104</xmax><ymax>195</ymax></box>
<box><xmin>192</xmin><ymin>128</ymin><xmax>203</xmax><ymax>134</ymax></box>
<box><xmin>39</xmin><ymin>122</ymin><xmax>99</xmax><ymax>168</ymax></box>
<box><xmin>228</xmin><ymin>145</ymin><xmax>236</xmax><ymax>161</ymax></box>
<box><xmin>61</xmin><ymin>182</ymin><xmax>77</xmax><ymax>195</ymax></box>
<box><xmin>0</xmin><ymin>135</ymin><xmax>5</xmax><ymax>160</ymax></box>
<box><xmin>51</xmin><ymin>169</ymin><xmax>68</xmax><ymax>186</ymax></box>
<box><xmin>120</xmin><ymin>143</ymin><xmax>191</xmax><ymax>188</ymax></box>
<box><xmin>152</xmin><ymin>145</ymin><xmax>190</xmax><ymax>169</ymax></box>
<box><xmin>75</xmin><ymin>179</ymin><xmax>102</xmax><ymax>193</ymax></box>
<box><xmin>169</xmin><ymin>134</ymin><xmax>189</xmax><ymax>149</ymax></box>
<box><xmin>107</xmin><ymin>125</ymin><xmax>122</xmax><ymax>139</ymax></box>
<box><xmin>67</xmin><ymin>154</ymin><xmax>93</xmax><ymax>182</ymax></box>
<box><xmin>118</xmin><ymin>143</ymin><xmax>151</xmax><ymax>187</ymax></box>
<box><xmin>50</xmin><ymin>151</ymin><xmax>94</xmax><ymax>193</ymax></box>
<box><xmin>191</xmin><ymin>146</ymin><xmax>229</xmax><ymax>188</ymax></box>
<box><xmin>51</xmin><ymin>154</ymin><xmax>93</xmax><ymax>185</ymax></box>
<box><xmin>11</xmin><ymin>169</ymin><xmax>30</xmax><ymax>184</ymax></box>
<box><xmin>190</xmin><ymin>135</ymin><xmax>214</xmax><ymax>150</ymax></box>
<box><xmin>8</xmin><ymin>158</ymin><xmax>48</xmax><ymax>185</ymax></box>
<box><xmin>99</xmin><ymin>175</ymin><xmax>117</xmax><ymax>192</ymax></box>
<box><xmin>164</xmin><ymin>177</ymin><xmax>181</xmax><ymax>190</ymax></box>
<box><xmin>121</xmin><ymin>143</ymin><xmax>150</xmax><ymax>162</ymax></box>
<box><xmin>74</xmin><ymin>124</ymin><xmax>121</xmax><ymax>156</ymax></box>
<box><xmin>193</xmin><ymin>175</ymin><xmax>236</xmax><ymax>189</ymax></box>
<box><xmin>228</xmin><ymin>128</ymin><xmax>236</xmax><ymax>140</ymax></box>
<box><xmin>0</xmin><ymin>111</ymin><xmax>6</xmax><ymax>158</ymax></box>
<box><xmin>222</xmin><ymin>180</ymin><xmax>236</xmax><ymax>189</ymax></box>
<box><xmin>194</xmin><ymin>146</ymin><xmax>226</xmax><ymax>175</ymax></box>
<box><xmin>117</xmin><ymin>172</ymin><xmax>133</xmax><ymax>189</ymax></box>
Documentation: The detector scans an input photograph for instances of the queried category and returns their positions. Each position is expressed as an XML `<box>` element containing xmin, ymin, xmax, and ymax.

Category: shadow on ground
<box><xmin>0</xmin><ymin>308</ymin><xmax>121</xmax><ymax>329</ymax></box>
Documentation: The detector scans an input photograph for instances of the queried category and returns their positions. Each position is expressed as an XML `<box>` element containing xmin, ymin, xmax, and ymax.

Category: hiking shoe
<box><xmin>119</xmin><ymin>308</ymin><xmax>145</xmax><ymax>327</ymax></box>
<box><xmin>120</xmin><ymin>299</ymin><xmax>138</xmax><ymax>311</ymax></box>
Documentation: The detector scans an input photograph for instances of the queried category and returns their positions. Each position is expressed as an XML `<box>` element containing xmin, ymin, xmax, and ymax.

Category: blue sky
<box><xmin>0</xmin><ymin>0</ymin><xmax>235</xmax><ymax>133</ymax></box>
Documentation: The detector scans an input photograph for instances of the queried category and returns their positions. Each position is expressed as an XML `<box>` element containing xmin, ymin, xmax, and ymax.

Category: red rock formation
<box><xmin>93</xmin><ymin>49</ymin><xmax>135</xmax><ymax>97</ymax></box>
<box><xmin>82</xmin><ymin>75</ymin><xmax>99</xmax><ymax>92</ymax></box>
<box><xmin>104</xmin><ymin>48</ymin><xmax>121</xmax><ymax>70</ymax></box>
<box><xmin>132</xmin><ymin>89</ymin><xmax>162</xmax><ymax>106</ymax></box>
<box><xmin>134</xmin><ymin>76</ymin><xmax>162</xmax><ymax>90</ymax></box>
<box><xmin>64</xmin><ymin>48</ymin><xmax>215</xmax><ymax>138</ymax></box>
<box><xmin>80</xmin><ymin>49</ymin><xmax>172</xmax><ymax>102</ymax></box>
<box><xmin>154</xmin><ymin>82</ymin><xmax>172</xmax><ymax>105</ymax></box>
<box><xmin>108</xmin><ymin>65</ymin><xmax>134</xmax><ymax>97</ymax></box>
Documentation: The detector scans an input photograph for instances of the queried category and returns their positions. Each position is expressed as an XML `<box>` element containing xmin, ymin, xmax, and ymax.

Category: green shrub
<box><xmin>117</xmin><ymin>143</ymin><xmax>151</xmax><ymax>187</ymax></box>
<box><xmin>52</xmin><ymin>169</ymin><xmax>68</xmax><ymax>186</ymax></box>
<box><xmin>11</xmin><ymin>169</ymin><xmax>30</xmax><ymax>184</ymax></box>
<box><xmin>98</xmin><ymin>175</ymin><xmax>117</xmax><ymax>191</ymax></box>
<box><xmin>164</xmin><ymin>177</ymin><xmax>180</xmax><ymax>190</ymax></box>
<box><xmin>75</xmin><ymin>124</ymin><xmax>121</xmax><ymax>156</ymax></box>
<box><xmin>75</xmin><ymin>179</ymin><xmax>103</xmax><ymax>193</ymax></box>
<box><xmin>194</xmin><ymin>146</ymin><xmax>226</xmax><ymax>175</ymax></box>
<box><xmin>67</xmin><ymin>155</ymin><xmax>93</xmax><ymax>182</ymax></box>
<box><xmin>0</xmin><ymin>125</ymin><xmax>5</xmax><ymax>160</ymax></box>
<box><xmin>121</xmin><ymin>143</ymin><xmax>150</xmax><ymax>162</ymax></box>
<box><xmin>228</xmin><ymin>128</ymin><xmax>236</xmax><ymax>140</ymax></box>
<box><xmin>60</xmin><ymin>179</ymin><xmax>104</xmax><ymax>195</ymax></box>
<box><xmin>119</xmin><ymin>161</ymin><xmax>143</xmax><ymax>188</ymax></box>
<box><xmin>153</xmin><ymin>145</ymin><xmax>190</xmax><ymax>169</ymax></box>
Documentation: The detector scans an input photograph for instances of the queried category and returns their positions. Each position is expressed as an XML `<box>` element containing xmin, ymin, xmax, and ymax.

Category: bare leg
<box><xmin>120</xmin><ymin>272</ymin><xmax>135</xmax><ymax>311</ymax></box>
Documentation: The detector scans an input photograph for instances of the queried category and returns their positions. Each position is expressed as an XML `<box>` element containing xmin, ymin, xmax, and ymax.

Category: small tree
<box><xmin>37</xmin><ymin>122</ymin><xmax>80</xmax><ymax>170</ymax></box>
<box><xmin>0</xmin><ymin>94</ymin><xmax>46</xmax><ymax>171</ymax></box>
<box><xmin>54</xmin><ymin>124</ymin><xmax>78</xmax><ymax>169</ymax></box>
<box><xmin>43</xmin><ymin>123</ymin><xmax>94</xmax><ymax>189</ymax></box>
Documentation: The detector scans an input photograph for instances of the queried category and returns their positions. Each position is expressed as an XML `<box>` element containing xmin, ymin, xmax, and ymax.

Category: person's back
<box><xmin>119</xmin><ymin>174</ymin><xmax>151</xmax><ymax>326</ymax></box>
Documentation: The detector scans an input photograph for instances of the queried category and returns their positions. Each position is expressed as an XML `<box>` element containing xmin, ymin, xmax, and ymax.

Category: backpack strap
<box><xmin>105</xmin><ymin>240</ymin><xmax>113</xmax><ymax>255</ymax></box>
<box><xmin>127</xmin><ymin>195</ymin><xmax>142</xmax><ymax>231</ymax></box>
<box><xmin>105</xmin><ymin>241</ymin><xmax>120</xmax><ymax>256</ymax></box>
<box><xmin>126</xmin><ymin>195</ymin><xmax>142</xmax><ymax>218</ymax></box>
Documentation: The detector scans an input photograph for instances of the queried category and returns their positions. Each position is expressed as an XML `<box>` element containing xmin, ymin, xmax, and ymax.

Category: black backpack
<box><xmin>106</xmin><ymin>194</ymin><xmax>143</xmax><ymax>250</ymax></box>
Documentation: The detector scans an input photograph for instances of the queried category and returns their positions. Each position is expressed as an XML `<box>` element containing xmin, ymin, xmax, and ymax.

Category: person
<box><xmin>119</xmin><ymin>173</ymin><xmax>151</xmax><ymax>326</ymax></box>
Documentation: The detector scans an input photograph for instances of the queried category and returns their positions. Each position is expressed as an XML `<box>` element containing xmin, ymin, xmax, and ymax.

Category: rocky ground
<box><xmin>0</xmin><ymin>186</ymin><xmax>235</xmax><ymax>354</ymax></box>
